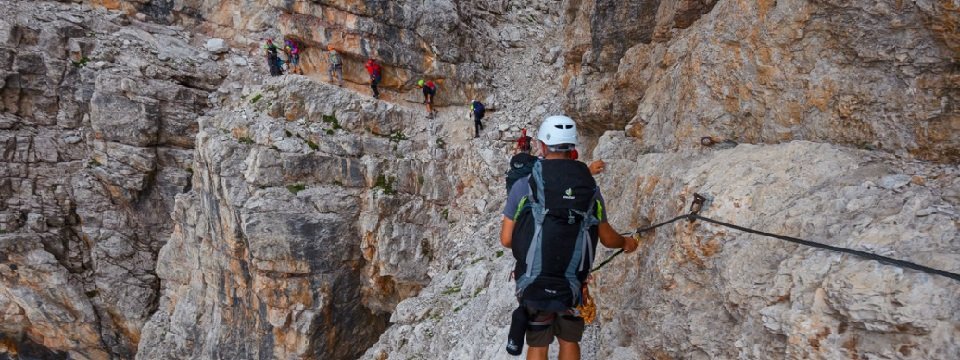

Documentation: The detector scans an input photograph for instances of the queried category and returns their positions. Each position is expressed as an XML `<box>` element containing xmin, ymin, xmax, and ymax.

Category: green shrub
<box><xmin>322</xmin><ymin>114</ymin><xmax>342</xmax><ymax>129</ymax></box>
<box><xmin>374</xmin><ymin>174</ymin><xmax>397</xmax><ymax>195</ymax></box>
<box><xmin>286</xmin><ymin>183</ymin><xmax>306</xmax><ymax>194</ymax></box>
<box><xmin>71</xmin><ymin>56</ymin><xmax>90</xmax><ymax>68</ymax></box>
<box><xmin>388</xmin><ymin>131</ymin><xmax>407</xmax><ymax>143</ymax></box>
<box><xmin>441</xmin><ymin>285</ymin><xmax>461</xmax><ymax>296</ymax></box>
<box><xmin>249</xmin><ymin>93</ymin><xmax>262</xmax><ymax>104</ymax></box>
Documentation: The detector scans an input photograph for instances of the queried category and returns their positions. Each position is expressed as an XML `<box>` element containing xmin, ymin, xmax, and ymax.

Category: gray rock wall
<box><xmin>0</xmin><ymin>1</ymin><xmax>225</xmax><ymax>358</ymax></box>
<box><xmin>1</xmin><ymin>0</ymin><xmax>957</xmax><ymax>359</ymax></box>
<box><xmin>137</xmin><ymin>76</ymin><xmax>504</xmax><ymax>359</ymax></box>
<box><xmin>561</xmin><ymin>0</ymin><xmax>959</xmax><ymax>163</ymax></box>
<box><xmin>362</xmin><ymin>138</ymin><xmax>960</xmax><ymax>360</ymax></box>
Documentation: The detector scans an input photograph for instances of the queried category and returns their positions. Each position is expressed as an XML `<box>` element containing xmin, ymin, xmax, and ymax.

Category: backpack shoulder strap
<box><xmin>516</xmin><ymin>162</ymin><xmax>548</xmax><ymax>295</ymax></box>
<box><xmin>529</xmin><ymin>161</ymin><xmax>546</xmax><ymax>207</ymax></box>
<box><xmin>561</xmin><ymin>187</ymin><xmax>600</xmax><ymax>306</ymax></box>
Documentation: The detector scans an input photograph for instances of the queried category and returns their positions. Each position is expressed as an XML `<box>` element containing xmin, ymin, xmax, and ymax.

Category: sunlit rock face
<box><xmin>561</xmin><ymin>0</ymin><xmax>958</xmax><ymax>164</ymax></box>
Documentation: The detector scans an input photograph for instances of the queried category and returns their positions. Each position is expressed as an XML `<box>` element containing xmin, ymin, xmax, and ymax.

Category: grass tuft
<box><xmin>71</xmin><ymin>56</ymin><xmax>90</xmax><ymax>68</ymax></box>
<box><xmin>374</xmin><ymin>174</ymin><xmax>397</xmax><ymax>195</ymax></box>
<box><xmin>286</xmin><ymin>183</ymin><xmax>306</xmax><ymax>194</ymax></box>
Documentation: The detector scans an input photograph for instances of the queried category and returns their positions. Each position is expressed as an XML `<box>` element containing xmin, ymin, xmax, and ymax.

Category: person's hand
<box><xmin>589</xmin><ymin>160</ymin><xmax>605</xmax><ymax>175</ymax></box>
<box><xmin>622</xmin><ymin>234</ymin><xmax>640</xmax><ymax>254</ymax></box>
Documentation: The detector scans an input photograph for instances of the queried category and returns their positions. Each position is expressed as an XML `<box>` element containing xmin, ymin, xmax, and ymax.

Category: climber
<box><xmin>262</xmin><ymin>39</ymin><xmax>283</xmax><ymax>76</ymax></box>
<box><xmin>416</xmin><ymin>79</ymin><xmax>437</xmax><ymax>119</ymax></box>
<box><xmin>505</xmin><ymin>128</ymin><xmax>606</xmax><ymax>194</ymax></box>
<box><xmin>276</xmin><ymin>43</ymin><xmax>289</xmax><ymax>72</ymax></box>
<box><xmin>515</xmin><ymin>128</ymin><xmax>532</xmax><ymax>154</ymax></box>
<box><xmin>365</xmin><ymin>58</ymin><xmax>382</xmax><ymax>98</ymax></box>
<box><xmin>500</xmin><ymin>115</ymin><xmax>638</xmax><ymax>360</ymax></box>
<box><xmin>327</xmin><ymin>45</ymin><xmax>344</xmax><ymax>86</ymax></box>
<box><xmin>505</xmin><ymin>129</ymin><xmax>536</xmax><ymax>193</ymax></box>
<box><xmin>471</xmin><ymin>99</ymin><xmax>486</xmax><ymax>138</ymax></box>
<box><xmin>283</xmin><ymin>38</ymin><xmax>302</xmax><ymax>75</ymax></box>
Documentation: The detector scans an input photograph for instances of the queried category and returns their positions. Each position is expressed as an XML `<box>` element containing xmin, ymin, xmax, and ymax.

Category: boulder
<box><xmin>205</xmin><ymin>38</ymin><xmax>229</xmax><ymax>54</ymax></box>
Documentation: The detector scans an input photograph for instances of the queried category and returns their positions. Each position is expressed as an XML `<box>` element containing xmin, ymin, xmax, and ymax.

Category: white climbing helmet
<box><xmin>537</xmin><ymin>115</ymin><xmax>578</xmax><ymax>148</ymax></box>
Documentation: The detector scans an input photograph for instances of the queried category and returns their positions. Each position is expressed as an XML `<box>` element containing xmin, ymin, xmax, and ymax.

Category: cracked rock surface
<box><xmin>1</xmin><ymin>0</ymin><xmax>958</xmax><ymax>359</ymax></box>
<box><xmin>1</xmin><ymin>1</ymin><xmax>226</xmax><ymax>358</ymax></box>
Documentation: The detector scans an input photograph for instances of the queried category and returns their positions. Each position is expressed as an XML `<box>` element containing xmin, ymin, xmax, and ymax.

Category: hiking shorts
<box><xmin>526</xmin><ymin>313</ymin><xmax>585</xmax><ymax>347</ymax></box>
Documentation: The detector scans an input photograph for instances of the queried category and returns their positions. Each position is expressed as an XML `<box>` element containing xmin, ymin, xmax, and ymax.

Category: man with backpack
<box><xmin>417</xmin><ymin>79</ymin><xmax>437</xmax><ymax>118</ymax></box>
<box><xmin>262</xmin><ymin>39</ymin><xmax>283</xmax><ymax>76</ymax></box>
<box><xmin>365</xmin><ymin>58</ymin><xmax>382</xmax><ymax>98</ymax></box>
<box><xmin>471</xmin><ymin>99</ymin><xmax>486</xmax><ymax>138</ymax></box>
<box><xmin>500</xmin><ymin>115</ymin><xmax>639</xmax><ymax>359</ymax></box>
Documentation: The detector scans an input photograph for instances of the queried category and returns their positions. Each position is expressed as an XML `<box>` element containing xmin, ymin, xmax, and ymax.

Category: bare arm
<box><xmin>598</xmin><ymin>222</ymin><xmax>638</xmax><ymax>253</ymax></box>
<box><xmin>589</xmin><ymin>160</ymin><xmax>605</xmax><ymax>175</ymax></box>
<box><xmin>500</xmin><ymin>216</ymin><xmax>515</xmax><ymax>248</ymax></box>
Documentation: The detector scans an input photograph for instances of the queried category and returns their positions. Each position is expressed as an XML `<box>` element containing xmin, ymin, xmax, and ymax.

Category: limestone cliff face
<box><xmin>86</xmin><ymin>0</ymin><xmax>545</xmax><ymax>105</ymax></box>
<box><xmin>561</xmin><ymin>0</ymin><xmax>959</xmax><ymax>162</ymax></box>
<box><xmin>138</xmin><ymin>76</ymin><xmax>451</xmax><ymax>359</ymax></box>
<box><xmin>1</xmin><ymin>0</ymin><xmax>958</xmax><ymax>359</ymax></box>
<box><xmin>1</xmin><ymin>1</ymin><xmax>226</xmax><ymax>358</ymax></box>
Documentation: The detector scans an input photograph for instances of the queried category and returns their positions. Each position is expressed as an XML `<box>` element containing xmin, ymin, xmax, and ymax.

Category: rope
<box><xmin>590</xmin><ymin>211</ymin><xmax>960</xmax><ymax>283</ymax></box>
<box><xmin>590</xmin><ymin>214</ymin><xmax>690</xmax><ymax>272</ymax></box>
<box><xmin>690</xmin><ymin>214</ymin><xmax>960</xmax><ymax>282</ymax></box>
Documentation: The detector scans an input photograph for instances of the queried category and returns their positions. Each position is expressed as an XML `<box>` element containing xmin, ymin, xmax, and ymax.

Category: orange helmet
<box><xmin>327</xmin><ymin>44</ymin><xmax>335</xmax><ymax>50</ymax></box>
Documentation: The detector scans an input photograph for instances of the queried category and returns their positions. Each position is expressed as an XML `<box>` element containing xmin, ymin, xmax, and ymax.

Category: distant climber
<box><xmin>505</xmin><ymin>128</ymin><xmax>606</xmax><ymax>194</ymax></box>
<box><xmin>276</xmin><ymin>44</ymin><xmax>289</xmax><ymax>72</ymax></box>
<box><xmin>365</xmin><ymin>58</ymin><xmax>382</xmax><ymax>98</ymax></box>
<box><xmin>500</xmin><ymin>115</ymin><xmax>639</xmax><ymax>359</ymax></box>
<box><xmin>515</xmin><ymin>128</ymin><xmax>532</xmax><ymax>154</ymax></box>
<box><xmin>262</xmin><ymin>39</ymin><xmax>283</xmax><ymax>76</ymax></box>
<box><xmin>505</xmin><ymin>129</ymin><xmax>536</xmax><ymax>193</ymax></box>
<box><xmin>327</xmin><ymin>45</ymin><xmax>344</xmax><ymax>86</ymax></box>
<box><xmin>283</xmin><ymin>38</ymin><xmax>302</xmax><ymax>75</ymax></box>
<box><xmin>417</xmin><ymin>79</ymin><xmax>437</xmax><ymax>118</ymax></box>
<box><xmin>471</xmin><ymin>99</ymin><xmax>486</xmax><ymax>138</ymax></box>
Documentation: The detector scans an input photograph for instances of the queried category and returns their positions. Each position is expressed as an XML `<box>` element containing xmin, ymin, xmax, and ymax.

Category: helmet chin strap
<box><xmin>540</xmin><ymin>142</ymin><xmax>578</xmax><ymax>160</ymax></box>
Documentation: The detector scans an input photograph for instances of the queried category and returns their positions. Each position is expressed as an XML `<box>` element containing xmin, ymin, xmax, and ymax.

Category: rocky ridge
<box><xmin>0</xmin><ymin>0</ymin><xmax>957</xmax><ymax>359</ymax></box>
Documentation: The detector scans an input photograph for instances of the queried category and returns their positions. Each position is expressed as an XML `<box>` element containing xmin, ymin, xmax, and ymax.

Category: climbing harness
<box><xmin>591</xmin><ymin>193</ymin><xmax>960</xmax><ymax>283</ymax></box>
<box><xmin>575</xmin><ymin>283</ymin><xmax>597</xmax><ymax>324</ymax></box>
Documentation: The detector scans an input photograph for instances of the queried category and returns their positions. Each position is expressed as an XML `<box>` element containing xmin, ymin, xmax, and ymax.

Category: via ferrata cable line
<box><xmin>592</xmin><ymin>193</ymin><xmax>960</xmax><ymax>283</ymax></box>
